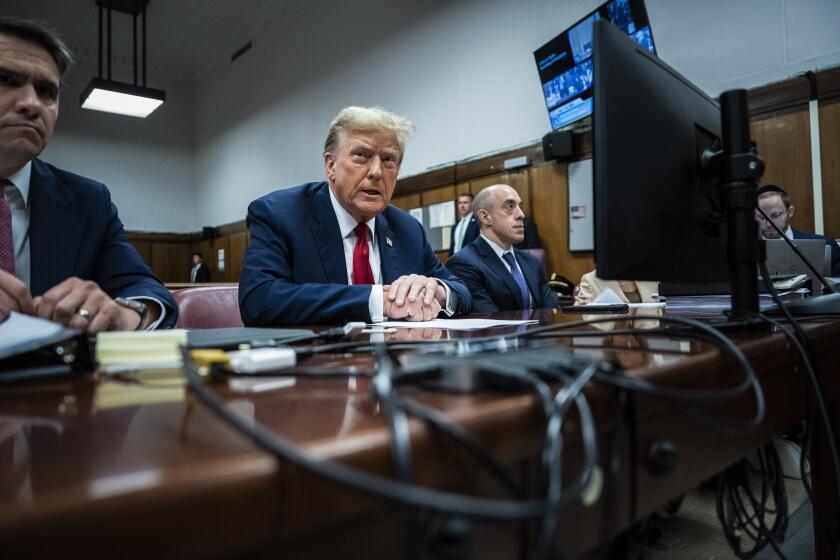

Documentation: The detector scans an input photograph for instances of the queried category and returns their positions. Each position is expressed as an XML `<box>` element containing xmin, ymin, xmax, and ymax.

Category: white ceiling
<box><xmin>2</xmin><ymin>0</ymin><xmax>292</xmax><ymax>81</ymax></box>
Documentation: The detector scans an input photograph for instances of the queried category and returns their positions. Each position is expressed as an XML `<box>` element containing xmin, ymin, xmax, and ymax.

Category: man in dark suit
<box><xmin>757</xmin><ymin>184</ymin><xmax>840</xmax><ymax>276</ymax></box>
<box><xmin>449</xmin><ymin>192</ymin><xmax>478</xmax><ymax>256</ymax></box>
<box><xmin>0</xmin><ymin>17</ymin><xmax>176</xmax><ymax>331</ymax></box>
<box><xmin>446</xmin><ymin>184</ymin><xmax>557</xmax><ymax>312</ymax></box>
<box><xmin>239</xmin><ymin>106</ymin><xmax>471</xmax><ymax>326</ymax></box>
<box><xmin>190</xmin><ymin>252</ymin><xmax>211</xmax><ymax>283</ymax></box>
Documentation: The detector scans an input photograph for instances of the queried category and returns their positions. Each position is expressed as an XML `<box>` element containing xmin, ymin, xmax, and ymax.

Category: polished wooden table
<box><xmin>0</xmin><ymin>309</ymin><xmax>838</xmax><ymax>559</ymax></box>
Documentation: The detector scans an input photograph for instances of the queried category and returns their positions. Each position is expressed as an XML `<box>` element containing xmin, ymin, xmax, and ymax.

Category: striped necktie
<box><xmin>502</xmin><ymin>252</ymin><xmax>530</xmax><ymax>308</ymax></box>
<box><xmin>0</xmin><ymin>180</ymin><xmax>15</xmax><ymax>275</ymax></box>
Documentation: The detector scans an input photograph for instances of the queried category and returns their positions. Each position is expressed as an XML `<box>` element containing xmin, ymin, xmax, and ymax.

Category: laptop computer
<box><xmin>765</xmin><ymin>238</ymin><xmax>827</xmax><ymax>292</ymax></box>
<box><xmin>658</xmin><ymin>238</ymin><xmax>829</xmax><ymax>297</ymax></box>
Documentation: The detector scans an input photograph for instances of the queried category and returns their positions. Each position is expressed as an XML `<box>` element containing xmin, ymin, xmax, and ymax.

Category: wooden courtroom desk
<box><xmin>0</xmin><ymin>309</ymin><xmax>838</xmax><ymax>559</ymax></box>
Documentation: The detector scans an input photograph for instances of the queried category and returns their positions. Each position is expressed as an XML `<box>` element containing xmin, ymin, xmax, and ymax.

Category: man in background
<box><xmin>756</xmin><ymin>184</ymin><xmax>840</xmax><ymax>276</ymax></box>
<box><xmin>446</xmin><ymin>184</ymin><xmax>557</xmax><ymax>312</ymax></box>
<box><xmin>239</xmin><ymin>106</ymin><xmax>471</xmax><ymax>325</ymax></box>
<box><xmin>0</xmin><ymin>17</ymin><xmax>176</xmax><ymax>331</ymax></box>
<box><xmin>449</xmin><ymin>192</ymin><xmax>478</xmax><ymax>256</ymax></box>
<box><xmin>190</xmin><ymin>252</ymin><xmax>210</xmax><ymax>283</ymax></box>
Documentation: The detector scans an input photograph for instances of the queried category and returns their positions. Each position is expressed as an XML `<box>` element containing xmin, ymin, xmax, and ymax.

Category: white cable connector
<box><xmin>228</xmin><ymin>348</ymin><xmax>296</xmax><ymax>373</ymax></box>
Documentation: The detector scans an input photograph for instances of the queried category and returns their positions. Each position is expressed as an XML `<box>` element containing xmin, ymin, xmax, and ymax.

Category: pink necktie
<box><xmin>0</xmin><ymin>181</ymin><xmax>14</xmax><ymax>275</ymax></box>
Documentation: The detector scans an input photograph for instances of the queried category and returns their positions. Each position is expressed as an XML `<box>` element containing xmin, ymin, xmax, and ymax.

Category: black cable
<box><xmin>371</xmin><ymin>345</ymin><xmax>419</xmax><ymax>560</ymax></box>
<box><xmin>394</xmin><ymin>395</ymin><xmax>522</xmax><ymax>496</ymax></box>
<box><xmin>182</xmin><ymin>348</ymin><xmax>553</xmax><ymax>520</ymax></box>
<box><xmin>755</xmin><ymin>263</ymin><xmax>840</xmax><ymax>509</ymax></box>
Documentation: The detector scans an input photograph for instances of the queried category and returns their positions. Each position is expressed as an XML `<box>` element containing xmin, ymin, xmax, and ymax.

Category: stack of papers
<box><xmin>96</xmin><ymin>330</ymin><xmax>188</xmax><ymax>372</ymax></box>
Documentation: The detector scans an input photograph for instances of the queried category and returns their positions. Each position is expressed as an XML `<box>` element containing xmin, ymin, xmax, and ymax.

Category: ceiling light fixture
<box><xmin>79</xmin><ymin>0</ymin><xmax>165</xmax><ymax>118</ymax></box>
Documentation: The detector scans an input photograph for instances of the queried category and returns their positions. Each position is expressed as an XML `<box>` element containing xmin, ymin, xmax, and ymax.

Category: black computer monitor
<box><xmin>592</xmin><ymin>19</ymin><xmax>731</xmax><ymax>284</ymax></box>
<box><xmin>591</xmin><ymin>19</ymin><xmax>840</xmax><ymax>316</ymax></box>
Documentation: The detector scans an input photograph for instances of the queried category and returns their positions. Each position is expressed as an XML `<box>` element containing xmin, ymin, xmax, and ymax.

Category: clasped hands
<box><xmin>0</xmin><ymin>271</ymin><xmax>144</xmax><ymax>333</ymax></box>
<box><xmin>382</xmin><ymin>274</ymin><xmax>446</xmax><ymax>321</ymax></box>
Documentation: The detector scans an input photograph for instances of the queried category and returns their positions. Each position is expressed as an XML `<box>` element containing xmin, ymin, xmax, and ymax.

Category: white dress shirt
<box><xmin>480</xmin><ymin>234</ymin><xmax>533</xmax><ymax>307</ymax></box>
<box><xmin>453</xmin><ymin>215</ymin><xmax>471</xmax><ymax>253</ymax></box>
<box><xmin>3</xmin><ymin>161</ymin><xmax>165</xmax><ymax>330</ymax></box>
<box><xmin>327</xmin><ymin>187</ymin><xmax>454</xmax><ymax>322</ymax></box>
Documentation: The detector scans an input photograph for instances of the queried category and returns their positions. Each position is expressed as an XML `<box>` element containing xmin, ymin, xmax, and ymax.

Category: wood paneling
<box><xmin>131</xmin><ymin>240</ymin><xmax>152</xmax><ymax>269</ymax></box>
<box><xmin>751</xmin><ymin>108</ymin><xmax>814</xmax><ymax>233</ymax></box>
<box><xmin>391</xmin><ymin>193</ymin><xmax>421</xmax><ymax>211</ymax></box>
<box><xmin>228</xmin><ymin>232</ymin><xmax>249</xmax><ymax>283</ymax></box>
<box><xmin>820</xmin><ymin>99</ymin><xmax>840</xmax><ymax>239</ymax></box>
<box><xmin>150</xmin><ymin>242</ymin><xmax>192</xmax><ymax>283</ymax></box>
<box><xmin>530</xmin><ymin>163</ymin><xmax>595</xmax><ymax>285</ymax></box>
<box><xmin>420</xmin><ymin>185</ymin><xmax>456</xmax><ymax>206</ymax></box>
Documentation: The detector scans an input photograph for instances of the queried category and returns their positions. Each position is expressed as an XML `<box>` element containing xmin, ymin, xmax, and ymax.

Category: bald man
<box><xmin>446</xmin><ymin>184</ymin><xmax>558</xmax><ymax>312</ymax></box>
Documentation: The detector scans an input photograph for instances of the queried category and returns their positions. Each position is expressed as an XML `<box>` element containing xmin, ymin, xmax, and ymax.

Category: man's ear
<box><xmin>788</xmin><ymin>205</ymin><xmax>795</xmax><ymax>219</ymax></box>
<box><xmin>324</xmin><ymin>152</ymin><xmax>336</xmax><ymax>182</ymax></box>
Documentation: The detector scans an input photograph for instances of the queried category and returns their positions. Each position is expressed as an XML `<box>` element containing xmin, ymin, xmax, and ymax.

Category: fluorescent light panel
<box><xmin>80</xmin><ymin>78</ymin><xmax>165</xmax><ymax>118</ymax></box>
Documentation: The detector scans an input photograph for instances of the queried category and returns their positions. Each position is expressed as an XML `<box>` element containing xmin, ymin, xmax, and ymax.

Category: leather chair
<box><xmin>173</xmin><ymin>285</ymin><xmax>244</xmax><ymax>328</ymax></box>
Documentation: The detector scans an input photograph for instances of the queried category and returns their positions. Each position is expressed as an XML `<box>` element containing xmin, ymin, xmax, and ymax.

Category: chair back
<box><xmin>173</xmin><ymin>286</ymin><xmax>244</xmax><ymax>328</ymax></box>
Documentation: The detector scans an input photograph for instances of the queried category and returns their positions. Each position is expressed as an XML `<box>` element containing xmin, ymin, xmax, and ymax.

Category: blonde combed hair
<box><xmin>324</xmin><ymin>106</ymin><xmax>414</xmax><ymax>161</ymax></box>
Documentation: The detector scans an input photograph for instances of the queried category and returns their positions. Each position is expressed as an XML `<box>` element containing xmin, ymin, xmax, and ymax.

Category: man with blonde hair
<box><xmin>240</xmin><ymin>106</ymin><xmax>471</xmax><ymax>325</ymax></box>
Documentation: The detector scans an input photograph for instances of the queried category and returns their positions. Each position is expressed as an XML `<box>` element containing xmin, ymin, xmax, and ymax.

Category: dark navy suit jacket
<box><xmin>29</xmin><ymin>159</ymin><xmax>177</xmax><ymax>327</ymax></box>
<box><xmin>446</xmin><ymin>236</ymin><xmax>558</xmax><ymax>312</ymax></box>
<box><xmin>239</xmin><ymin>182</ymin><xmax>472</xmax><ymax>325</ymax></box>
<box><xmin>792</xmin><ymin>228</ymin><xmax>840</xmax><ymax>277</ymax></box>
<box><xmin>449</xmin><ymin>214</ymin><xmax>478</xmax><ymax>256</ymax></box>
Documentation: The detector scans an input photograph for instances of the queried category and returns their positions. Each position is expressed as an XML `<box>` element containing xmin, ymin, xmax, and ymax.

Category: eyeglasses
<box><xmin>755</xmin><ymin>210</ymin><xmax>787</xmax><ymax>222</ymax></box>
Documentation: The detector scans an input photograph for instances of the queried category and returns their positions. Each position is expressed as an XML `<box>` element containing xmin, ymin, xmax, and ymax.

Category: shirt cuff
<box><xmin>436</xmin><ymin>279</ymin><xmax>456</xmax><ymax>317</ymax></box>
<box><xmin>127</xmin><ymin>296</ymin><xmax>166</xmax><ymax>330</ymax></box>
<box><xmin>368</xmin><ymin>285</ymin><xmax>384</xmax><ymax>323</ymax></box>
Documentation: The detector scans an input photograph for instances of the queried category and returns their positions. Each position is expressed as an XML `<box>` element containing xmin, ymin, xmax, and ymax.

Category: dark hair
<box><xmin>457</xmin><ymin>192</ymin><xmax>474</xmax><ymax>200</ymax></box>
<box><xmin>757</xmin><ymin>184</ymin><xmax>790</xmax><ymax>208</ymax></box>
<box><xmin>0</xmin><ymin>16</ymin><xmax>74</xmax><ymax>78</ymax></box>
<box><xmin>193</xmin><ymin>252</ymin><xmax>204</xmax><ymax>259</ymax></box>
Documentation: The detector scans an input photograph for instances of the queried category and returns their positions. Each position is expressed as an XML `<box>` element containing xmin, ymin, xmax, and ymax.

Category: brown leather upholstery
<box><xmin>173</xmin><ymin>286</ymin><xmax>244</xmax><ymax>328</ymax></box>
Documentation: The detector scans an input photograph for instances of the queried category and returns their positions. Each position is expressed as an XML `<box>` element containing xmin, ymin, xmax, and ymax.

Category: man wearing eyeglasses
<box><xmin>756</xmin><ymin>184</ymin><xmax>840</xmax><ymax>277</ymax></box>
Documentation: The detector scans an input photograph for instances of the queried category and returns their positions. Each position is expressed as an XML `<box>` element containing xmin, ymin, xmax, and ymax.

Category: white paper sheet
<box><xmin>428</xmin><ymin>201</ymin><xmax>455</xmax><ymax>228</ymax></box>
<box><xmin>409</xmin><ymin>208</ymin><xmax>424</xmax><ymax>223</ymax></box>
<box><xmin>592</xmin><ymin>288</ymin><xmax>623</xmax><ymax>304</ymax></box>
<box><xmin>379</xmin><ymin>318</ymin><xmax>538</xmax><ymax>331</ymax></box>
<box><xmin>0</xmin><ymin>312</ymin><xmax>66</xmax><ymax>356</ymax></box>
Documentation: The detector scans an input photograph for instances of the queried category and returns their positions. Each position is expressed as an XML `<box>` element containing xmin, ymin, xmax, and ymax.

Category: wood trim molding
<box><xmin>126</xmin><ymin>231</ymin><xmax>202</xmax><ymax>243</ymax></box>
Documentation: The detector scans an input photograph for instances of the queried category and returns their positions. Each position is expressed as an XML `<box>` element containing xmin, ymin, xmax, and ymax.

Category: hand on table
<box><xmin>32</xmin><ymin>277</ymin><xmax>142</xmax><ymax>334</ymax></box>
<box><xmin>0</xmin><ymin>270</ymin><xmax>34</xmax><ymax>323</ymax></box>
<box><xmin>383</xmin><ymin>274</ymin><xmax>446</xmax><ymax>321</ymax></box>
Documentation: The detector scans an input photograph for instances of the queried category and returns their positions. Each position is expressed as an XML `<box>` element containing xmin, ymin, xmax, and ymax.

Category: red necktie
<box><xmin>352</xmin><ymin>222</ymin><xmax>374</xmax><ymax>284</ymax></box>
<box><xmin>0</xmin><ymin>181</ymin><xmax>14</xmax><ymax>275</ymax></box>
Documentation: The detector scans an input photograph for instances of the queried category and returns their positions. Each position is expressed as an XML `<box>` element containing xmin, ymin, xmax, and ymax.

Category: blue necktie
<box><xmin>502</xmin><ymin>252</ymin><xmax>530</xmax><ymax>308</ymax></box>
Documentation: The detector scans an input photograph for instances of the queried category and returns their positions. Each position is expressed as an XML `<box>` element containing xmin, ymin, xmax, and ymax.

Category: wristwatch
<box><xmin>114</xmin><ymin>297</ymin><xmax>149</xmax><ymax>330</ymax></box>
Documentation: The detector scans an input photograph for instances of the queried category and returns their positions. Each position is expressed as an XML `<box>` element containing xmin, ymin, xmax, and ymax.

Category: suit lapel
<box><xmin>309</xmin><ymin>183</ymin><xmax>349</xmax><ymax>284</ymax></box>
<box><xmin>29</xmin><ymin>160</ymin><xmax>85</xmax><ymax>296</ymax></box>
<box><xmin>376</xmin><ymin>213</ymin><xmax>400</xmax><ymax>284</ymax></box>
<box><xmin>476</xmin><ymin>238</ymin><xmax>524</xmax><ymax>307</ymax></box>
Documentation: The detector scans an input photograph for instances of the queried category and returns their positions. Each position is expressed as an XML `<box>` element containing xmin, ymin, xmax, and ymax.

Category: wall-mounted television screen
<box><xmin>534</xmin><ymin>0</ymin><xmax>655</xmax><ymax>130</ymax></box>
